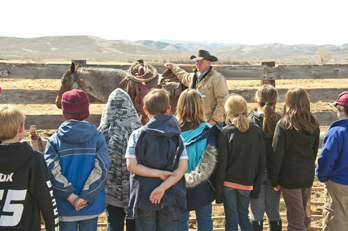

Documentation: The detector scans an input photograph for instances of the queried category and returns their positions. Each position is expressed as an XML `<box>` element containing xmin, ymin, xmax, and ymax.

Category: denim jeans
<box><xmin>135</xmin><ymin>208</ymin><xmax>177</xmax><ymax>231</ymax></box>
<box><xmin>106</xmin><ymin>205</ymin><xmax>136</xmax><ymax>231</ymax></box>
<box><xmin>59</xmin><ymin>217</ymin><xmax>98</xmax><ymax>231</ymax></box>
<box><xmin>223</xmin><ymin>186</ymin><xmax>253</xmax><ymax>231</ymax></box>
<box><xmin>177</xmin><ymin>203</ymin><xmax>213</xmax><ymax>231</ymax></box>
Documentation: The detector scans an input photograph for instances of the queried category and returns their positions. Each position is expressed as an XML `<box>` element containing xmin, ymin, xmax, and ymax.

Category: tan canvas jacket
<box><xmin>172</xmin><ymin>65</ymin><xmax>229</xmax><ymax>123</ymax></box>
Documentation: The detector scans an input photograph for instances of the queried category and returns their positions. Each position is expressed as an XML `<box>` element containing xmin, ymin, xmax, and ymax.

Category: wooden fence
<box><xmin>1</xmin><ymin>61</ymin><xmax>346</xmax><ymax>230</ymax></box>
<box><xmin>1</xmin><ymin>62</ymin><xmax>348</xmax><ymax>130</ymax></box>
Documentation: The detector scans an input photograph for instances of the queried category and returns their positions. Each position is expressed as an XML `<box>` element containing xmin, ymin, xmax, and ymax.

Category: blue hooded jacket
<box><xmin>316</xmin><ymin>119</ymin><xmax>348</xmax><ymax>185</ymax></box>
<box><xmin>45</xmin><ymin>120</ymin><xmax>109</xmax><ymax>217</ymax></box>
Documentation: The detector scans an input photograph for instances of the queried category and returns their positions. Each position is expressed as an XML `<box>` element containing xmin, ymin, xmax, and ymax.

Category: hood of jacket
<box><xmin>249</xmin><ymin>112</ymin><xmax>271</xmax><ymax>139</ymax></box>
<box><xmin>182</xmin><ymin>122</ymin><xmax>211</xmax><ymax>145</ymax></box>
<box><xmin>289</xmin><ymin>125</ymin><xmax>319</xmax><ymax>145</ymax></box>
<box><xmin>0</xmin><ymin>142</ymin><xmax>33</xmax><ymax>174</ymax></box>
<box><xmin>329</xmin><ymin>118</ymin><xmax>348</xmax><ymax>130</ymax></box>
<box><xmin>249</xmin><ymin>112</ymin><xmax>283</xmax><ymax>139</ymax></box>
<box><xmin>57</xmin><ymin>120</ymin><xmax>97</xmax><ymax>144</ymax></box>
<box><xmin>146</xmin><ymin>114</ymin><xmax>181</xmax><ymax>138</ymax></box>
<box><xmin>98</xmin><ymin>88</ymin><xmax>142</xmax><ymax>145</ymax></box>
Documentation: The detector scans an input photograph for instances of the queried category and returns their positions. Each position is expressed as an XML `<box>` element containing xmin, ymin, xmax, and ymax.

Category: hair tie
<box><xmin>197</xmin><ymin>91</ymin><xmax>204</xmax><ymax>99</ymax></box>
<box><xmin>265</xmin><ymin>102</ymin><xmax>269</xmax><ymax>105</ymax></box>
<box><xmin>238</xmin><ymin>112</ymin><xmax>242</xmax><ymax>115</ymax></box>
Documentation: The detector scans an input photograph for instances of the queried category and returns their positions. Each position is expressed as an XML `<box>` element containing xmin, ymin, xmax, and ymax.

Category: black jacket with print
<box><xmin>0</xmin><ymin>142</ymin><xmax>58</xmax><ymax>231</ymax></box>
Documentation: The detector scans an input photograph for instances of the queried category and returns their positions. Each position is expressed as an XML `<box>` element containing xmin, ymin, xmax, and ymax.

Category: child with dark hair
<box><xmin>215</xmin><ymin>94</ymin><xmax>266</xmax><ymax>231</ymax></box>
<box><xmin>45</xmin><ymin>89</ymin><xmax>109</xmax><ymax>231</ymax></box>
<box><xmin>175</xmin><ymin>89</ymin><xmax>219</xmax><ymax>231</ymax></box>
<box><xmin>270</xmin><ymin>87</ymin><xmax>320</xmax><ymax>231</ymax></box>
<box><xmin>98</xmin><ymin>88</ymin><xmax>142</xmax><ymax>231</ymax></box>
<box><xmin>248</xmin><ymin>85</ymin><xmax>282</xmax><ymax>231</ymax></box>
<box><xmin>126</xmin><ymin>89</ymin><xmax>188</xmax><ymax>231</ymax></box>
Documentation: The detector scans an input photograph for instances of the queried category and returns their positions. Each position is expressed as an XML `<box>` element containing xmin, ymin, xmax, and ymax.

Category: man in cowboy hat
<box><xmin>165</xmin><ymin>49</ymin><xmax>229</xmax><ymax>125</ymax></box>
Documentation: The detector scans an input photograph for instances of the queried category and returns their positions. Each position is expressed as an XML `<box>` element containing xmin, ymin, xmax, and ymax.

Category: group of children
<box><xmin>1</xmin><ymin>82</ymin><xmax>335</xmax><ymax>231</ymax></box>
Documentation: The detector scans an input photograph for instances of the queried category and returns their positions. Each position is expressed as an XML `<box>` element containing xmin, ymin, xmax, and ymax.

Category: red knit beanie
<box><xmin>61</xmin><ymin>89</ymin><xmax>90</xmax><ymax>121</ymax></box>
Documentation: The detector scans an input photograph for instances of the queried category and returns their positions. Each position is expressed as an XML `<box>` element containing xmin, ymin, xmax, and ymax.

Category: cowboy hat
<box><xmin>190</xmin><ymin>49</ymin><xmax>218</xmax><ymax>62</ymax></box>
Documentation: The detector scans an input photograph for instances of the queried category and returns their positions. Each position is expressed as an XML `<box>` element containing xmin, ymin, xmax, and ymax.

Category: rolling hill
<box><xmin>0</xmin><ymin>36</ymin><xmax>347</xmax><ymax>62</ymax></box>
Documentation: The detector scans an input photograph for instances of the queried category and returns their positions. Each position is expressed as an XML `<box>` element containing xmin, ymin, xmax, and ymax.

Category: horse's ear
<box><xmin>69</xmin><ymin>62</ymin><xmax>75</xmax><ymax>74</ymax></box>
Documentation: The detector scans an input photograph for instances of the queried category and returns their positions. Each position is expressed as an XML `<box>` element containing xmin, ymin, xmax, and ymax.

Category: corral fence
<box><xmin>1</xmin><ymin>61</ymin><xmax>347</xmax><ymax>230</ymax></box>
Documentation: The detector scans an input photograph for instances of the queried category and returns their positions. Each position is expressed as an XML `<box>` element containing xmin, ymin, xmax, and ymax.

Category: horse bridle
<box><xmin>59</xmin><ymin>68</ymin><xmax>84</xmax><ymax>95</ymax></box>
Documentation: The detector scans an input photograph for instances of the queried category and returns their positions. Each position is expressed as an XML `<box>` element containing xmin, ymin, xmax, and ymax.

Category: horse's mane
<box><xmin>82</xmin><ymin>67</ymin><xmax>127</xmax><ymax>79</ymax></box>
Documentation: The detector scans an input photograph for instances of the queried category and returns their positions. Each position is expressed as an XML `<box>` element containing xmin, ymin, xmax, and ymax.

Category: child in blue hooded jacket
<box><xmin>45</xmin><ymin>89</ymin><xmax>109</xmax><ymax>231</ymax></box>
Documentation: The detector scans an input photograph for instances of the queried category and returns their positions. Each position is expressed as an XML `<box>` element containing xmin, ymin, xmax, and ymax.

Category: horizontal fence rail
<box><xmin>1</xmin><ymin>62</ymin><xmax>346</xmax><ymax>129</ymax></box>
<box><xmin>1</xmin><ymin>63</ymin><xmax>348</xmax><ymax>80</ymax></box>
<box><xmin>2</xmin><ymin>88</ymin><xmax>347</xmax><ymax>105</ymax></box>
<box><xmin>22</xmin><ymin>111</ymin><xmax>337</xmax><ymax>130</ymax></box>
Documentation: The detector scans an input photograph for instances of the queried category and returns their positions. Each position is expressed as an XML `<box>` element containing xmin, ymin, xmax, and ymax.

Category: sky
<box><xmin>2</xmin><ymin>0</ymin><xmax>348</xmax><ymax>45</ymax></box>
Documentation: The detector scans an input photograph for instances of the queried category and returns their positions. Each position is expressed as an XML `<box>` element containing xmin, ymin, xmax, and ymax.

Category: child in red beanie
<box><xmin>44</xmin><ymin>89</ymin><xmax>109</xmax><ymax>231</ymax></box>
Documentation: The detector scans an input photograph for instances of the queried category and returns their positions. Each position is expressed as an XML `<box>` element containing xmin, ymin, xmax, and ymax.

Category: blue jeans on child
<box><xmin>106</xmin><ymin>205</ymin><xmax>136</xmax><ymax>231</ymax></box>
<box><xmin>59</xmin><ymin>217</ymin><xmax>98</xmax><ymax>231</ymax></box>
<box><xmin>135</xmin><ymin>208</ymin><xmax>177</xmax><ymax>231</ymax></box>
<box><xmin>223</xmin><ymin>186</ymin><xmax>253</xmax><ymax>231</ymax></box>
<box><xmin>177</xmin><ymin>203</ymin><xmax>213</xmax><ymax>231</ymax></box>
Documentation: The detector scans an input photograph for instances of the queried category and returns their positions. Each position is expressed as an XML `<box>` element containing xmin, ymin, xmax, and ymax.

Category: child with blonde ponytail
<box><xmin>248</xmin><ymin>85</ymin><xmax>282</xmax><ymax>231</ymax></box>
<box><xmin>215</xmin><ymin>94</ymin><xmax>266</xmax><ymax>231</ymax></box>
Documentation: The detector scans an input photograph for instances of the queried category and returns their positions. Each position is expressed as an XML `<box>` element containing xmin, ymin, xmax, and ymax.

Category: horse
<box><xmin>55</xmin><ymin>62</ymin><xmax>184</xmax><ymax>124</ymax></box>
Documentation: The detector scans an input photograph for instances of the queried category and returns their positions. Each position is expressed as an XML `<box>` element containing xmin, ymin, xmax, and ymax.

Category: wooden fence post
<box><xmin>29</xmin><ymin>125</ymin><xmax>45</xmax><ymax>154</ymax></box>
<box><xmin>261</xmin><ymin>61</ymin><xmax>276</xmax><ymax>87</ymax></box>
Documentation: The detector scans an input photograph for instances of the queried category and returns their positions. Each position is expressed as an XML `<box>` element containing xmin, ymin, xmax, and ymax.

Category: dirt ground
<box><xmin>1</xmin><ymin>77</ymin><xmax>333</xmax><ymax>230</ymax></box>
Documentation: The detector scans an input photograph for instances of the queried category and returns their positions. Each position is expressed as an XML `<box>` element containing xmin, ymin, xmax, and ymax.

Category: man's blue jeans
<box><xmin>177</xmin><ymin>203</ymin><xmax>213</xmax><ymax>231</ymax></box>
<box><xmin>59</xmin><ymin>217</ymin><xmax>98</xmax><ymax>231</ymax></box>
<box><xmin>223</xmin><ymin>186</ymin><xmax>253</xmax><ymax>231</ymax></box>
<box><xmin>135</xmin><ymin>208</ymin><xmax>177</xmax><ymax>231</ymax></box>
<box><xmin>106</xmin><ymin>205</ymin><xmax>136</xmax><ymax>231</ymax></box>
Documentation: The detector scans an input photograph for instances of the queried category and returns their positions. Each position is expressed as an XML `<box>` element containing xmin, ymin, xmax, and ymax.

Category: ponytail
<box><xmin>255</xmin><ymin>84</ymin><xmax>279</xmax><ymax>136</ymax></box>
<box><xmin>233</xmin><ymin>113</ymin><xmax>249</xmax><ymax>133</ymax></box>
<box><xmin>262</xmin><ymin>103</ymin><xmax>278</xmax><ymax>136</ymax></box>
<box><xmin>225</xmin><ymin>94</ymin><xmax>249</xmax><ymax>133</ymax></box>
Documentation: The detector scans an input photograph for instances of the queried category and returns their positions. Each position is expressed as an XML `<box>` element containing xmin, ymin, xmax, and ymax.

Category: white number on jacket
<box><xmin>0</xmin><ymin>190</ymin><xmax>27</xmax><ymax>226</ymax></box>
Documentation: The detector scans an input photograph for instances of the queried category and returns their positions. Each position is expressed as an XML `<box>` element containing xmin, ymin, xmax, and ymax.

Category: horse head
<box><xmin>55</xmin><ymin>62</ymin><xmax>81</xmax><ymax>108</ymax></box>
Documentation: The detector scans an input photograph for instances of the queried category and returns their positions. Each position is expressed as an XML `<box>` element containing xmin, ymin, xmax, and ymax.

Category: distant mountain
<box><xmin>213</xmin><ymin>44</ymin><xmax>321</xmax><ymax>58</ymax></box>
<box><xmin>0</xmin><ymin>36</ymin><xmax>347</xmax><ymax>61</ymax></box>
<box><xmin>136</xmin><ymin>40</ymin><xmax>172</xmax><ymax>50</ymax></box>
<box><xmin>0</xmin><ymin>36</ymin><xmax>179</xmax><ymax>61</ymax></box>
<box><xmin>160</xmin><ymin>39</ymin><xmax>241</xmax><ymax>47</ymax></box>
<box><xmin>342</xmin><ymin>43</ymin><xmax>348</xmax><ymax>47</ymax></box>
<box><xmin>140</xmin><ymin>40</ymin><xmax>348</xmax><ymax>58</ymax></box>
